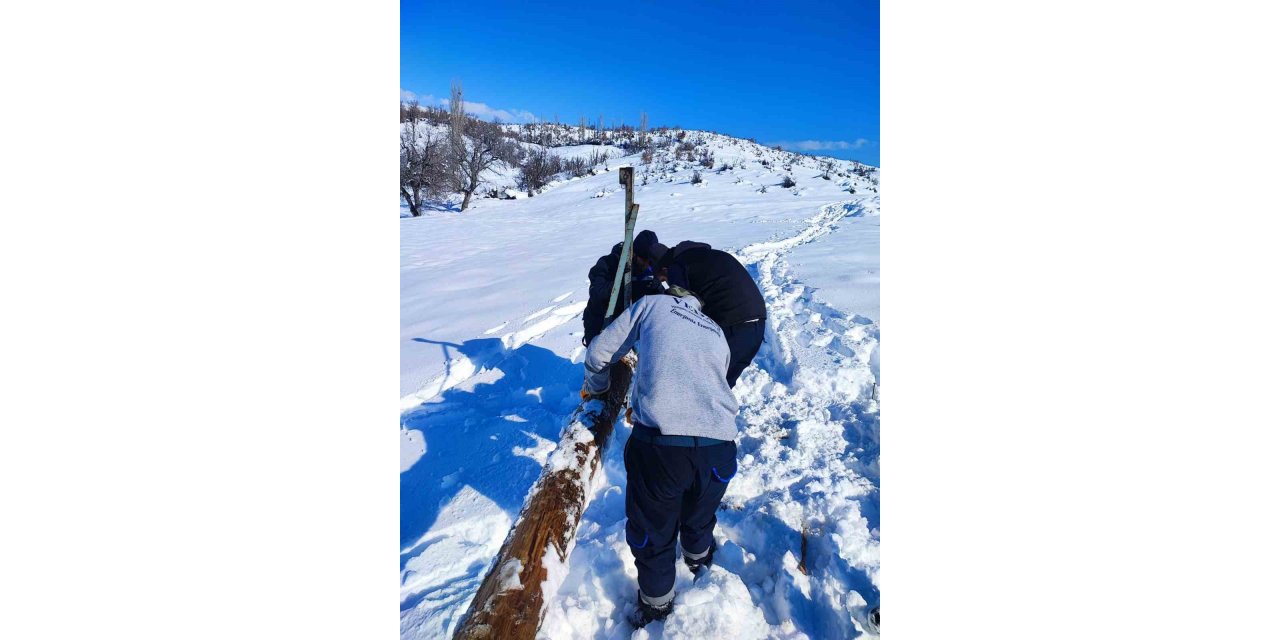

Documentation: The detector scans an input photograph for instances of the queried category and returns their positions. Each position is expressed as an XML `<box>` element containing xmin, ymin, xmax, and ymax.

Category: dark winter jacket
<box><xmin>660</xmin><ymin>241</ymin><xmax>766</xmax><ymax>328</ymax></box>
<box><xmin>583</xmin><ymin>242</ymin><xmax>665</xmax><ymax>345</ymax></box>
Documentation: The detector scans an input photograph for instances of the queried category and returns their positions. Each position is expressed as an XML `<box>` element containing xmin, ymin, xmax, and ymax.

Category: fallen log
<box><xmin>453</xmin><ymin>357</ymin><xmax>634</xmax><ymax>640</ymax></box>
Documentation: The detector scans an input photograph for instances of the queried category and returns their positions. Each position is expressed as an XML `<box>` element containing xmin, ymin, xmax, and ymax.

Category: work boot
<box><xmin>628</xmin><ymin>592</ymin><xmax>673</xmax><ymax>628</ymax></box>
<box><xmin>683</xmin><ymin>540</ymin><xmax>716</xmax><ymax>575</ymax></box>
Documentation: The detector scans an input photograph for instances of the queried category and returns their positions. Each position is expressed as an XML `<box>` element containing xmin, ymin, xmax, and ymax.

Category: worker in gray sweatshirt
<box><xmin>583</xmin><ymin>287</ymin><xmax>740</xmax><ymax>628</ymax></box>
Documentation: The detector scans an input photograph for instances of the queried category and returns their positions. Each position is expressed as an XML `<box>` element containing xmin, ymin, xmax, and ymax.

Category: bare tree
<box><xmin>404</xmin><ymin>99</ymin><xmax>423</xmax><ymax>124</ymax></box>
<box><xmin>449</xmin><ymin>120</ymin><xmax>515</xmax><ymax>211</ymax></box>
<box><xmin>449</xmin><ymin>81</ymin><xmax>466</xmax><ymax>142</ymax></box>
<box><xmin>400</xmin><ymin>116</ymin><xmax>446</xmax><ymax>217</ymax></box>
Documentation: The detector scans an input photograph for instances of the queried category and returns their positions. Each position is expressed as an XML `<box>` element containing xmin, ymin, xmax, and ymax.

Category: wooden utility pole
<box><xmin>454</xmin><ymin>166</ymin><xmax>642</xmax><ymax>640</ymax></box>
<box><xmin>619</xmin><ymin>167</ymin><xmax>638</xmax><ymax>308</ymax></box>
<box><xmin>604</xmin><ymin>167</ymin><xmax>638</xmax><ymax>320</ymax></box>
<box><xmin>452</xmin><ymin>359</ymin><xmax>634</xmax><ymax>640</ymax></box>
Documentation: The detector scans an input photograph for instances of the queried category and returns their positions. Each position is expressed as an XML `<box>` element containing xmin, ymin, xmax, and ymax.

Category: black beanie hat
<box><xmin>632</xmin><ymin>230</ymin><xmax>658</xmax><ymax>260</ymax></box>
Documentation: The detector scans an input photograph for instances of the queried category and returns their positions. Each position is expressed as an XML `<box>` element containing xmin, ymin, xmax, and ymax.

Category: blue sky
<box><xmin>401</xmin><ymin>1</ymin><xmax>879</xmax><ymax>165</ymax></box>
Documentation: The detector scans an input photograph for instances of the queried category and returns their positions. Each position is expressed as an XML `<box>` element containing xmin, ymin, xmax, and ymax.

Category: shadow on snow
<box><xmin>399</xmin><ymin>338</ymin><xmax>582</xmax><ymax>611</ymax></box>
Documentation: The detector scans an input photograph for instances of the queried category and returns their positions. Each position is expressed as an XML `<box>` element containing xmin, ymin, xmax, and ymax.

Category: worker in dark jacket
<box><xmin>582</xmin><ymin>230</ymin><xmax>665</xmax><ymax>346</ymax></box>
<box><xmin>646</xmin><ymin>240</ymin><xmax>766</xmax><ymax>387</ymax></box>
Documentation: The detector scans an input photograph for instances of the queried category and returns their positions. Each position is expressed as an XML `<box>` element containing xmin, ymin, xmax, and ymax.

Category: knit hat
<box><xmin>632</xmin><ymin>230</ymin><xmax>658</xmax><ymax>261</ymax></box>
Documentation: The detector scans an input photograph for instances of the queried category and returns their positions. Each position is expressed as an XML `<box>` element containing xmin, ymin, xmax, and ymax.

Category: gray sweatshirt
<box><xmin>584</xmin><ymin>293</ymin><xmax>739</xmax><ymax>441</ymax></box>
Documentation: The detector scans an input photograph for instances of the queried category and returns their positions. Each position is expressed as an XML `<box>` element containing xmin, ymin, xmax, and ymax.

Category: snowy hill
<box><xmin>400</xmin><ymin>129</ymin><xmax>880</xmax><ymax>639</ymax></box>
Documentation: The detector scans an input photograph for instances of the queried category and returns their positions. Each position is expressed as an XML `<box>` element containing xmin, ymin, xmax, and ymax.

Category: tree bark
<box><xmin>401</xmin><ymin>188</ymin><xmax>421</xmax><ymax>217</ymax></box>
<box><xmin>453</xmin><ymin>358</ymin><xmax>634</xmax><ymax>640</ymax></box>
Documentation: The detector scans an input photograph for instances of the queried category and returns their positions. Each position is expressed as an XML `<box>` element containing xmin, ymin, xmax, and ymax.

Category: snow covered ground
<box><xmin>400</xmin><ymin>131</ymin><xmax>879</xmax><ymax>639</ymax></box>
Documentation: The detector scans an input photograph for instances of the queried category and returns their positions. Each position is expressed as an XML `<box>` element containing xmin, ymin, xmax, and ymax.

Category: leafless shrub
<box><xmin>519</xmin><ymin>150</ymin><xmax>563</xmax><ymax>196</ymax></box>
<box><xmin>564</xmin><ymin>156</ymin><xmax>589</xmax><ymax>177</ymax></box>
<box><xmin>698</xmin><ymin>148</ymin><xmax>715</xmax><ymax>169</ymax></box>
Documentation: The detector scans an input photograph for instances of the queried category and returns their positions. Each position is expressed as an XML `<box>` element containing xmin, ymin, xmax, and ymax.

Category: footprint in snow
<box><xmin>522</xmin><ymin>305</ymin><xmax>556</xmax><ymax>323</ymax></box>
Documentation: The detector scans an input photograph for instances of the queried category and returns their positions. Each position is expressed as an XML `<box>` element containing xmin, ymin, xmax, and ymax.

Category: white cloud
<box><xmin>769</xmin><ymin>139</ymin><xmax>873</xmax><ymax>151</ymax></box>
<box><xmin>400</xmin><ymin>88</ymin><xmax>437</xmax><ymax>105</ymax></box>
<box><xmin>402</xmin><ymin>86</ymin><xmax>537</xmax><ymax>123</ymax></box>
<box><xmin>434</xmin><ymin>97</ymin><xmax>537</xmax><ymax>124</ymax></box>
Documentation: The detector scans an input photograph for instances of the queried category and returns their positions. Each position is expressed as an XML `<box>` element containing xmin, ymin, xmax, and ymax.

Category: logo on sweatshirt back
<box><xmin>668</xmin><ymin>306</ymin><xmax>722</xmax><ymax>336</ymax></box>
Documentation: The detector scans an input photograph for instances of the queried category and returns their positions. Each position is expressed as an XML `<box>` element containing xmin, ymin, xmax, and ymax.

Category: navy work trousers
<box><xmin>624</xmin><ymin>433</ymin><xmax>737</xmax><ymax>602</ymax></box>
<box><xmin>723</xmin><ymin>319</ymin><xmax>765</xmax><ymax>388</ymax></box>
